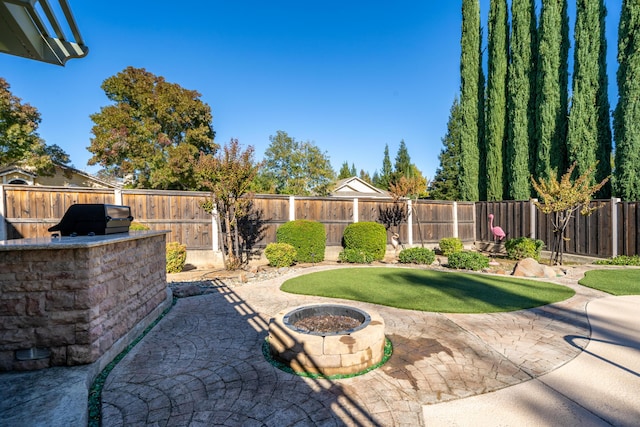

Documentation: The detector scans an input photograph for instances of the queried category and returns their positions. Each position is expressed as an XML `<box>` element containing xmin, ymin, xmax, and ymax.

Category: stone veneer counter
<box><xmin>0</xmin><ymin>231</ymin><xmax>170</xmax><ymax>371</ymax></box>
<box><xmin>0</xmin><ymin>230</ymin><xmax>168</xmax><ymax>250</ymax></box>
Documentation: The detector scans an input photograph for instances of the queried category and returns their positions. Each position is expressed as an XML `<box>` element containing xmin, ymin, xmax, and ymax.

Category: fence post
<box><xmin>407</xmin><ymin>199</ymin><xmax>413</xmax><ymax>246</ymax></box>
<box><xmin>452</xmin><ymin>201</ymin><xmax>458</xmax><ymax>238</ymax></box>
<box><xmin>530</xmin><ymin>199</ymin><xmax>537</xmax><ymax>239</ymax></box>
<box><xmin>472</xmin><ymin>202</ymin><xmax>477</xmax><ymax>241</ymax></box>
<box><xmin>353</xmin><ymin>198</ymin><xmax>359</xmax><ymax>223</ymax></box>
<box><xmin>289</xmin><ymin>196</ymin><xmax>295</xmax><ymax>221</ymax></box>
<box><xmin>0</xmin><ymin>185</ymin><xmax>6</xmax><ymax>241</ymax></box>
<box><xmin>611</xmin><ymin>198</ymin><xmax>620</xmax><ymax>258</ymax></box>
<box><xmin>211</xmin><ymin>205</ymin><xmax>220</xmax><ymax>252</ymax></box>
<box><xmin>114</xmin><ymin>188</ymin><xmax>123</xmax><ymax>205</ymax></box>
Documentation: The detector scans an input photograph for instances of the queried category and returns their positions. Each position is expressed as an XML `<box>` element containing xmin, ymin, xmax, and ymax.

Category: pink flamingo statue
<box><xmin>488</xmin><ymin>214</ymin><xmax>506</xmax><ymax>242</ymax></box>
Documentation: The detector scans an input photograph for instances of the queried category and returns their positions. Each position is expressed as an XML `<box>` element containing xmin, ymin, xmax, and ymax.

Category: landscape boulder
<box><xmin>512</xmin><ymin>257</ymin><xmax>558</xmax><ymax>278</ymax></box>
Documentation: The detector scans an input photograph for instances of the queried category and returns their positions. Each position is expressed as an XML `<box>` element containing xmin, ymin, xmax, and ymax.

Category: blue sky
<box><xmin>0</xmin><ymin>1</ymin><xmax>623</xmax><ymax>180</ymax></box>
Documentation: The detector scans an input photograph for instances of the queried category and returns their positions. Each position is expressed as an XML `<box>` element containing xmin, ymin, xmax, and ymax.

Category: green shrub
<box><xmin>276</xmin><ymin>220</ymin><xmax>326</xmax><ymax>263</ymax></box>
<box><xmin>594</xmin><ymin>255</ymin><xmax>640</xmax><ymax>266</ymax></box>
<box><xmin>505</xmin><ymin>237</ymin><xmax>545</xmax><ymax>261</ymax></box>
<box><xmin>166</xmin><ymin>242</ymin><xmax>187</xmax><ymax>273</ymax></box>
<box><xmin>342</xmin><ymin>222</ymin><xmax>387</xmax><ymax>261</ymax></box>
<box><xmin>338</xmin><ymin>249</ymin><xmax>375</xmax><ymax>264</ymax></box>
<box><xmin>264</xmin><ymin>243</ymin><xmax>297</xmax><ymax>267</ymax></box>
<box><xmin>398</xmin><ymin>247</ymin><xmax>436</xmax><ymax>265</ymax></box>
<box><xmin>447</xmin><ymin>251</ymin><xmax>489</xmax><ymax>271</ymax></box>
<box><xmin>129</xmin><ymin>221</ymin><xmax>150</xmax><ymax>231</ymax></box>
<box><xmin>439</xmin><ymin>237</ymin><xmax>464</xmax><ymax>256</ymax></box>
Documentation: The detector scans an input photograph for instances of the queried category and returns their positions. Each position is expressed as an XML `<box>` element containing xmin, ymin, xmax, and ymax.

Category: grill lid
<box><xmin>48</xmin><ymin>204</ymin><xmax>134</xmax><ymax>236</ymax></box>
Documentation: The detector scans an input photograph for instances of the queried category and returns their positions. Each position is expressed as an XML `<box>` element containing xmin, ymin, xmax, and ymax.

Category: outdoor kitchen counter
<box><xmin>0</xmin><ymin>230</ymin><xmax>169</xmax><ymax>250</ymax></box>
<box><xmin>0</xmin><ymin>230</ymin><xmax>171</xmax><ymax>371</ymax></box>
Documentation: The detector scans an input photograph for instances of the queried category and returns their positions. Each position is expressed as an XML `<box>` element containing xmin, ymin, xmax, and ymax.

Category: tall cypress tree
<box><xmin>567</xmin><ymin>0</ymin><xmax>612</xmax><ymax>197</ymax></box>
<box><xmin>507</xmin><ymin>0</ymin><xmax>537</xmax><ymax>200</ymax></box>
<box><xmin>459</xmin><ymin>0</ymin><xmax>482</xmax><ymax>201</ymax></box>
<box><xmin>595</xmin><ymin>0</ymin><xmax>613</xmax><ymax>198</ymax></box>
<box><xmin>477</xmin><ymin>25</ymin><xmax>487</xmax><ymax>201</ymax></box>
<box><xmin>614</xmin><ymin>0</ymin><xmax>640</xmax><ymax>200</ymax></box>
<box><xmin>535</xmin><ymin>0</ymin><xmax>569</xmax><ymax>182</ymax></box>
<box><xmin>485</xmin><ymin>0</ymin><xmax>509</xmax><ymax>201</ymax></box>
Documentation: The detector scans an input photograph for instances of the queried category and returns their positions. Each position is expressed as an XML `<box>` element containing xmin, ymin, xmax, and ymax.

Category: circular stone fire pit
<box><xmin>268</xmin><ymin>304</ymin><xmax>386</xmax><ymax>376</ymax></box>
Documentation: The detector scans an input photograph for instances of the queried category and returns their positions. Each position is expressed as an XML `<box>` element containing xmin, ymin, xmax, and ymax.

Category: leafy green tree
<box><xmin>459</xmin><ymin>0</ymin><xmax>483</xmax><ymax>201</ymax></box>
<box><xmin>257</xmin><ymin>130</ymin><xmax>335</xmax><ymax>196</ymax></box>
<box><xmin>195</xmin><ymin>139</ymin><xmax>261</xmax><ymax>270</ymax></box>
<box><xmin>374</xmin><ymin>144</ymin><xmax>393</xmax><ymax>190</ymax></box>
<box><xmin>613</xmin><ymin>0</ymin><xmax>640</xmax><ymax>200</ymax></box>
<box><xmin>0</xmin><ymin>78</ymin><xmax>70</xmax><ymax>175</ymax></box>
<box><xmin>338</xmin><ymin>161</ymin><xmax>351</xmax><ymax>179</ymax></box>
<box><xmin>88</xmin><ymin>66</ymin><xmax>216</xmax><ymax>190</ymax></box>
<box><xmin>532</xmin><ymin>162</ymin><xmax>608</xmax><ymax>265</ymax></box>
<box><xmin>567</xmin><ymin>0</ymin><xmax>612</xmax><ymax>198</ymax></box>
<box><xmin>350</xmin><ymin>163</ymin><xmax>357</xmax><ymax>177</ymax></box>
<box><xmin>430</xmin><ymin>97</ymin><xmax>462</xmax><ymax>201</ymax></box>
<box><xmin>485</xmin><ymin>0</ymin><xmax>509</xmax><ymax>201</ymax></box>
<box><xmin>507</xmin><ymin>0</ymin><xmax>537</xmax><ymax>200</ymax></box>
<box><xmin>535</xmin><ymin>0</ymin><xmax>569</xmax><ymax>182</ymax></box>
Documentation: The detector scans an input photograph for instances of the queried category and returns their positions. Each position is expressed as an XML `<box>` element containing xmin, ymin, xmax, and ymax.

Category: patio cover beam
<box><xmin>0</xmin><ymin>0</ymin><xmax>88</xmax><ymax>65</ymax></box>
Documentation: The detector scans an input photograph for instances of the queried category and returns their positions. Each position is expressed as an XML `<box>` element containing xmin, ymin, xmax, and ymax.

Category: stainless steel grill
<box><xmin>48</xmin><ymin>204</ymin><xmax>133</xmax><ymax>236</ymax></box>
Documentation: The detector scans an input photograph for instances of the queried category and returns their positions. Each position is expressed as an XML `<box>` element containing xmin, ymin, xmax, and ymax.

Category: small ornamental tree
<box><xmin>195</xmin><ymin>139</ymin><xmax>262</xmax><ymax>270</ymax></box>
<box><xmin>531</xmin><ymin>162</ymin><xmax>609</xmax><ymax>265</ymax></box>
<box><xmin>389</xmin><ymin>175</ymin><xmax>428</xmax><ymax>247</ymax></box>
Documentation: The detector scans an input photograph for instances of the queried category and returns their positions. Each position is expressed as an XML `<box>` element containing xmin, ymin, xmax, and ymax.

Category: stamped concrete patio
<box><xmin>97</xmin><ymin>264</ymin><xmax>640</xmax><ymax>426</ymax></box>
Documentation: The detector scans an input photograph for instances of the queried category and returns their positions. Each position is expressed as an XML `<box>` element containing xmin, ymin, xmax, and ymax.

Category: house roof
<box><xmin>331</xmin><ymin>176</ymin><xmax>391</xmax><ymax>198</ymax></box>
<box><xmin>55</xmin><ymin>163</ymin><xmax>120</xmax><ymax>188</ymax></box>
<box><xmin>0</xmin><ymin>162</ymin><xmax>119</xmax><ymax>188</ymax></box>
<box><xmin>0</xmin><ymin>165</ymin><xmax>37</xmax><ymax>179</ymax></box>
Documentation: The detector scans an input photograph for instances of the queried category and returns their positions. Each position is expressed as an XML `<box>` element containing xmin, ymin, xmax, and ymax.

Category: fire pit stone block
<box><xmin>269</xmin><ymin>304</ymin><xmax>386</xmax><ymax>376</ymax></box>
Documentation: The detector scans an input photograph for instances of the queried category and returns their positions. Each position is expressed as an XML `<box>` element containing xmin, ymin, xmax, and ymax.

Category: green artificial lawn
<box><xmin>280</xmin><ymin>267</ymin><xmax>575</xmax><ymax>313</ymax></box>
<box><xmin>579</xmin><ymin>269</ymin><xmax>640</xmax><ymax>296</ymax></box>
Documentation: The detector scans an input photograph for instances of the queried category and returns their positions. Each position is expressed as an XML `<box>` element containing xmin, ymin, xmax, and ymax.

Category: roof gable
<box><xmin>331</xmin><ymin>176</ymin><xmax>390</xmax><ymax>198</ymax></box>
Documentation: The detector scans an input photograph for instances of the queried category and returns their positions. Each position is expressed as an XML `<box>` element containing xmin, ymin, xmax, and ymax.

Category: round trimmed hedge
<box><xmin>342</xmin><ymin>222</ymin><xmax>387</xmax><ymax>261</ymax></box>
<box><xmin>276</xmin><ymin>220</ymin><xmax>326</xmax><ymax>263</ymax></box>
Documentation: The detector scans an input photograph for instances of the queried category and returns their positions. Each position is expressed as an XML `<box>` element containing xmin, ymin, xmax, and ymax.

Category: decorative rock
<box><xmin>512</xmin><ymin>257</ymin><xmax>557</xmax><ymax>278</ymax></box>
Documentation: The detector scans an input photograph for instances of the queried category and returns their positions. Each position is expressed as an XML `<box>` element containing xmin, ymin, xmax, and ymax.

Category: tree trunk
<box><xmin>214</xmin><ymin>202</ymin><xmax>227</xmax><ymax>267</ymax></box>
<box><xmin>224</xmin><ymin>210</ymin><xmax>238</xmax><ymax>269</ymax></box>
<box><xmin>412</xmin><ymin>201</ymin><xmax>425</xmax><ymax>248</ymax></box>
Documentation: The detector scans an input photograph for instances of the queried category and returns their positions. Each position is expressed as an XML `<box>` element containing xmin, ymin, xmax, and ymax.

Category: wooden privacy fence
<box><xmin>0</xmin><ymin>186</ymin><xmax>214</xmax><ymax>249</ymax></box>
<box><xmin>227</xmin><ymin>195</ymin><xmax>475</xmax><ymax>250</ymax></box>
<box><xmin>477</xmin><ymin>199</ymin><xmax>640</xmax><ymax>258</ymax></box>
<box><xmin>2</xmin><ymin>184</ymin><xmax>638</xmax><ymax>258</ymax></box>
<box><xmin>0</xmin><ymin>185</ymin><xmax>474</xmax><ymax>251</ymax></box>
